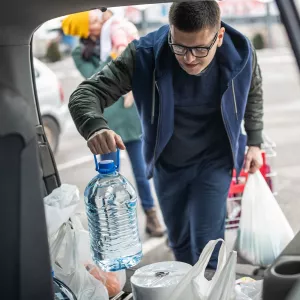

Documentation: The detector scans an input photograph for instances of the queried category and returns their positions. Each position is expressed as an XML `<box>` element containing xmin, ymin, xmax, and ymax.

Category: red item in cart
<box><xmin>230</xmin><ymin>152</ymin><xmax>272</xmax><ymax>194</ymax></box>
<box><xmin>227</xmin><ymin>151</ymin><xmax>274</xmax><ymax>229</ymax></box>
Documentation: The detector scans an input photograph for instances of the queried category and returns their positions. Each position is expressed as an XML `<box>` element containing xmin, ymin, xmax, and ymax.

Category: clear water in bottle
<box><xmin>84</xmin><ymin>156</ymin><xmax>142</xmax><ymax>272</ymax></box>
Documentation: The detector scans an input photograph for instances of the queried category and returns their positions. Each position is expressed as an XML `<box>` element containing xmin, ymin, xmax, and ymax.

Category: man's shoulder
<box><xmin>133</xmin><ymin>25</ymin><xmax>169</xmax><ymax>50</ymax></box>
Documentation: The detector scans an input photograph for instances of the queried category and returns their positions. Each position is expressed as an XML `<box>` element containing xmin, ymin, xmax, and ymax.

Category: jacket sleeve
<box><xmin>69</xmin><ymin>42</ymin><xmax>136</xmax><ymax>140</ymax></box>
<box><xmin>244</xmin><ymin>44</ymin><xmax>264</xmax><ymax>146</ymax></box>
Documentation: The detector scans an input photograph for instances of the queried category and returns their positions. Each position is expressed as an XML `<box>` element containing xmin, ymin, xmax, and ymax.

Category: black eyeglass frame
<box><xmin>168</xmin><ymin>31</ymin><xmax>219</xmax><ymax>58</ymax></box>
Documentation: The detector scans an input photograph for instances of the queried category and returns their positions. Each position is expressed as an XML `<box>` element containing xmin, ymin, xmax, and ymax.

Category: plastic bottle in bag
<box><xmin>84</xmin><ymin>151</ymin><xmax>142</xmax><ymax>272</ymax></box>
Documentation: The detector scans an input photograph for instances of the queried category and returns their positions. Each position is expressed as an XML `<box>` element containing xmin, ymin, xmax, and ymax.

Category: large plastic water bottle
<box><xmin>84</xmin><ymin>150</ymin><xmax>143</xmax><ymax>272</ymax></box>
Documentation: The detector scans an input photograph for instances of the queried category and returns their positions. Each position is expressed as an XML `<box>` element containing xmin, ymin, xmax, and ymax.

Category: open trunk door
<box><xmin>0</xmin><ymin>0</ymin><xmax>299</xmax><ymax>298</ymax></box>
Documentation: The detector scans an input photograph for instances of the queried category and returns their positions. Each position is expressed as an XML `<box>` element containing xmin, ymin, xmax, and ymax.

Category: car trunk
<box><xmin>0</xmin><ymin>0</ymin><xmax>299</xmax><ymax>299</ymax></box>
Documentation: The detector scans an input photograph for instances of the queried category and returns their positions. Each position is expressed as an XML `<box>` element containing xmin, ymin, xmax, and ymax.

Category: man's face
<box><xmin>170</xmin><ymin>25</ymin><xmax>225</xmax><ymax>75</ymax></box>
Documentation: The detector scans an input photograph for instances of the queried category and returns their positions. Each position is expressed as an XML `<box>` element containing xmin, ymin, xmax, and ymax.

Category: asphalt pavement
<box><xmin>45</xmin><ymin>47</ymin><xmax>300</xmax><ymax>273</ymax></box>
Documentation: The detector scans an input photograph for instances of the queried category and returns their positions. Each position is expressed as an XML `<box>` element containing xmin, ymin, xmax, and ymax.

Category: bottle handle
<box><xmin>94</xmin><ymin>154</ymin><xmax>99</xmax><ymax>172</ymax></box>
<box><xmin>94</xmin><ymin>148</ymin><xmax>120</xmax><ymax>172</ymax></box>
<box><xmin>115</xmin><ymin>148</ymin><xmax>120</xmax><ymax>170</ymax></box>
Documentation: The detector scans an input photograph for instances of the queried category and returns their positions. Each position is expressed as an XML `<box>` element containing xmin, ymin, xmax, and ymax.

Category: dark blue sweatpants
<box><xmin>153</xmin><ymin>160</ymin><xmax>232</xmax><ymax>269</ymax></box>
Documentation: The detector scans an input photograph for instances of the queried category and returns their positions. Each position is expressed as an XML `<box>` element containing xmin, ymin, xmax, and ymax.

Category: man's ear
<box><xmin>217</xmin><ymin>27</ymin><xmax>225</xmax><ymax>47</ymax></box>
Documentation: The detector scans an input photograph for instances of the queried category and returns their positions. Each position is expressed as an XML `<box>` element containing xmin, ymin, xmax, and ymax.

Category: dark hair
<box><xmin>169</xmin><ymin>1</ymin><xmax>221</xmax><ymax>32</ymax></box>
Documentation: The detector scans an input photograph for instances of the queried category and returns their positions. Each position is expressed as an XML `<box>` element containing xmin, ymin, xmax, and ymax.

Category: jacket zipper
<box><xmin>152</xmin><ymin>80</ymin><xmax>238</xmax><ymax>170</ymax></box>
<box><xmin>153</xmin><ymin>81</ymin><xmax>161</xmax><ymax>165</ymax></box>
<box><xmin>221</xmin><ymin>86</ymin><xmax>236</xmax><ymax>169</ymax></box>
<box><xmin>232</xmin><ymin>80</ymin><xmax>238</xmax><ymax>121</ymax></box>
<box><xmin>151</xmin><ymin>71</ymin><xmax>156</xmax><ymax>124</ymax></box>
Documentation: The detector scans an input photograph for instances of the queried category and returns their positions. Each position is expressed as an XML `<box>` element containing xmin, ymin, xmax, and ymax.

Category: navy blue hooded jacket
<box><xmin>69</xmin><ymin>22</ymin><xmax>264</xmax><ymax>178</ymax></box>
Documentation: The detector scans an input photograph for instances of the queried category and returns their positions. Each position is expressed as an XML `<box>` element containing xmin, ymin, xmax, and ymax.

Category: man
<box><xmin>69</xmin><ymin>1</ymin><xmax>263</xmax><ymax>269</ymax></box>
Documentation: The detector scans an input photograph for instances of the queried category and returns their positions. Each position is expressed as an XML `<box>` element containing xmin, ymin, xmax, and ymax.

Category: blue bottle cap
<box><xmin>94</xmin><ymin>150</ymin><xmax>120</xmax><ymax>174</ymax></box>
<box><xmin>98</xmin><ymin>160</ymin><xmax>116</xmax><ymax>174</ymax></box>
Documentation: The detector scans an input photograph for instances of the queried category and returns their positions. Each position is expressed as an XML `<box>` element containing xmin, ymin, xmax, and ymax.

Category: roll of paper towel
<box><xmin>131</xmin><ymin>261</ymin><xmax>193</xmax><ymax>300</ymax></box>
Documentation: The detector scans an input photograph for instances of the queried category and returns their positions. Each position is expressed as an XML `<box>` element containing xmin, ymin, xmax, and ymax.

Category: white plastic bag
<box><xmin>85</xmin><ymin>263</ymin><xmax>126</xmax><ymax>297</ymax></box>
<box><xmin>169</xmin><ymin>239</ymin><xmax>237</xmax><ymax>300</ymax></box>
<box><xmin>235</xmin><ymin>280</ymin><xmax>263</xmax><ymax>300</ymax></box>
<box><xmin>50</xmin><ymin>216</ymin><xmax>109</xmax><ymax>300</ymax></box>
<box><xmin>44</xmin><ymin>184</ymin><xmax>80</xmax><ymax>236</ymax></box>
<box><xmin>236</xmin><ymin>171</ymin><xmax>294</xmax><ymax>267</ymax></box>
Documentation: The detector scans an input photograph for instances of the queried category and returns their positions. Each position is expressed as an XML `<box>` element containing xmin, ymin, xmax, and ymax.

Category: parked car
<box><xmin>34</xmin><ymin>57</ymin><xmax>68</xmax><ymax>153</ymax></box>
<box><xmin>32</xmin><ymin>17</ymin><xmax>62</xmax><ymax>59</ymax></box>
<box><xmin>33</xmin><ymin>17</ymin><xmax>78</xmax><ymax>59</ymax></box>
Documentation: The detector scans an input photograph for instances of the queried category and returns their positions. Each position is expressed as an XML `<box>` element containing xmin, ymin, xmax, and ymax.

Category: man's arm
<box><xmin>69</xmin><ymin>42</ymin><xmax>136</xmax><ymax>141</ymax></box>
<box><xmin>244</xmin><ymin>44</ymin><xmax>264</xmax><ymax>146</ymax></box>
<box><xmin>244</xmin><ymin>44</ymin><xmax>264</xmax><ymax>173</ymax></box>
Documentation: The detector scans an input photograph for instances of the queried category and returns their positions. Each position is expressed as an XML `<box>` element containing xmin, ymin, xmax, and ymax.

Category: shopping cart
<box><xmin>226</xmin><ymin>134</ymin><xmax>277</xmax><ymax>230</ymax></box>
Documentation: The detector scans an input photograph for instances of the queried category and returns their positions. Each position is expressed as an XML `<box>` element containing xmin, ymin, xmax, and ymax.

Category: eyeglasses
<box><xmin>168</xmin><ymin>31</ymin><xmax>219</xmax><ymax>58</ymax></box>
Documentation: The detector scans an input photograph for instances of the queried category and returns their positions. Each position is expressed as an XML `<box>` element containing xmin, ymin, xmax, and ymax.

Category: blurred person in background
<box><xmin>62</xmin><ymin>9</ymin><xmax>165</xmax><ymax>237</ymax></box>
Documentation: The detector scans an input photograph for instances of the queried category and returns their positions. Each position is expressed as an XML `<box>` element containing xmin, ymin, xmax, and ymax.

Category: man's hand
<box><xmin>87</xmin><ymin>129</ymin><xmax>126</xmax><ymax>155</ymax></box>
<box><xmin>244</xmin><ymin>146</ymin><xmax>263</xmax><ymax>174</ymax></box>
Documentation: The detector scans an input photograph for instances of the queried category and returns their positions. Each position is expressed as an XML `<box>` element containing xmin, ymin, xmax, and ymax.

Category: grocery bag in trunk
<box><xmin>169</xmin><ymin>239</ymin><xmax>237</xmax><ymax>300</ymax></box>
<box><xmin>236</xmin><ymin>171</ymin><xmax>294</xmax><ymax>267</ymax></box>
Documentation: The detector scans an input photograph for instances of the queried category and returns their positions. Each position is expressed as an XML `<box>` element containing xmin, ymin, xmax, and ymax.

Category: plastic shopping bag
<box><xmin>235</xmin><ymin>279</ymin><xmax>263</xmax><ymax>300</ymax></box>
<box><xmin>62</xmin><ymin>217</ymin><xmax>126</xmax><ymax>297</ymax></box>
<box><xmin>169</xmin><ymin>239</ymin><xmax>237</xmax><ymax>300</ymax></box>
<box><xmin>236</xmin><ymin>171</ymin><xmax>294</xmax><ymax>267</ymax></box>
<box><xmin>49</xmin><ymin>216</ymin><xmax>109</xmax><ymax>300</ymax></box>
<box><xmin>85</xmin><ymin>263</ymin><xmax>126</xmax><ymax>297</ymax></box>
<box><xmin>44</xmin><ymin>184</ymin><xmax>80</xmax><ymax>236</ymax></box>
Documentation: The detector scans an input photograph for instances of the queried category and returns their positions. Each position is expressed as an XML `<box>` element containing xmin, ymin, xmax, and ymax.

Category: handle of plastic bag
<box><xmin>94</xmin><ymin>148</ymin><xmax>120</xmax><ymax>172</ymax></box>
<box><xmin>201</xmin><ymin>239</ymin><xmax>227</xmax><ymax>278</ymax></box>
<box><xmin>169</xmin><ymin>239</ymin><xmax>227</xmax><ymax>300</ymax></box>
<box><xmin>49</xmin><ymin>223</ymin><xmax>67</xmax><ymax>263</ymax></box>
<box><xmin>207</xmin><ymin>251</ymin><xmax>237</xmax><ymax>300</ymax></box>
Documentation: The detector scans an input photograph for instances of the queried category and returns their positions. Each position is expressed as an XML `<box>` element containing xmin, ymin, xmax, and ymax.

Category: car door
<box><xmin>0</xmin><ymin>0</ymin><xmax>299</xmax><ymax>299</ymax></box>
<box><xmin>0</xmin><ymin>23</ymin><xmax>61</xmax><ymax>300</ymax></box>
<box><xmin>276</xmin><ymin>0</ymin><xmax>300</xmax><ymax>71</ymax></box>
<box><xmin>262</xmin><ymin>4</ymin><xmax>300</xmax><ymax>300</ymax></box>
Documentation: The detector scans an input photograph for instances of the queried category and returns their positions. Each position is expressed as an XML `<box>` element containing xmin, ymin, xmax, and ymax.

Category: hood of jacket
<box><xmin>150</xmin><ymin>22</ymin><xmax>251</xmax><ymax>83</ymax></box>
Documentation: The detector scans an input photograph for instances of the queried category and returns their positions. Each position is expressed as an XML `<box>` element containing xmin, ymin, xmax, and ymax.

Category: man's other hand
<box><xmin>87</xmin><ymin>129</ymin><xmax>126</xmax><ymax>155</ymax></box>
<box><xmin>244</xmin><ymin>146</ymin><xmax>263</xmax><ymax>174</ymax></box>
